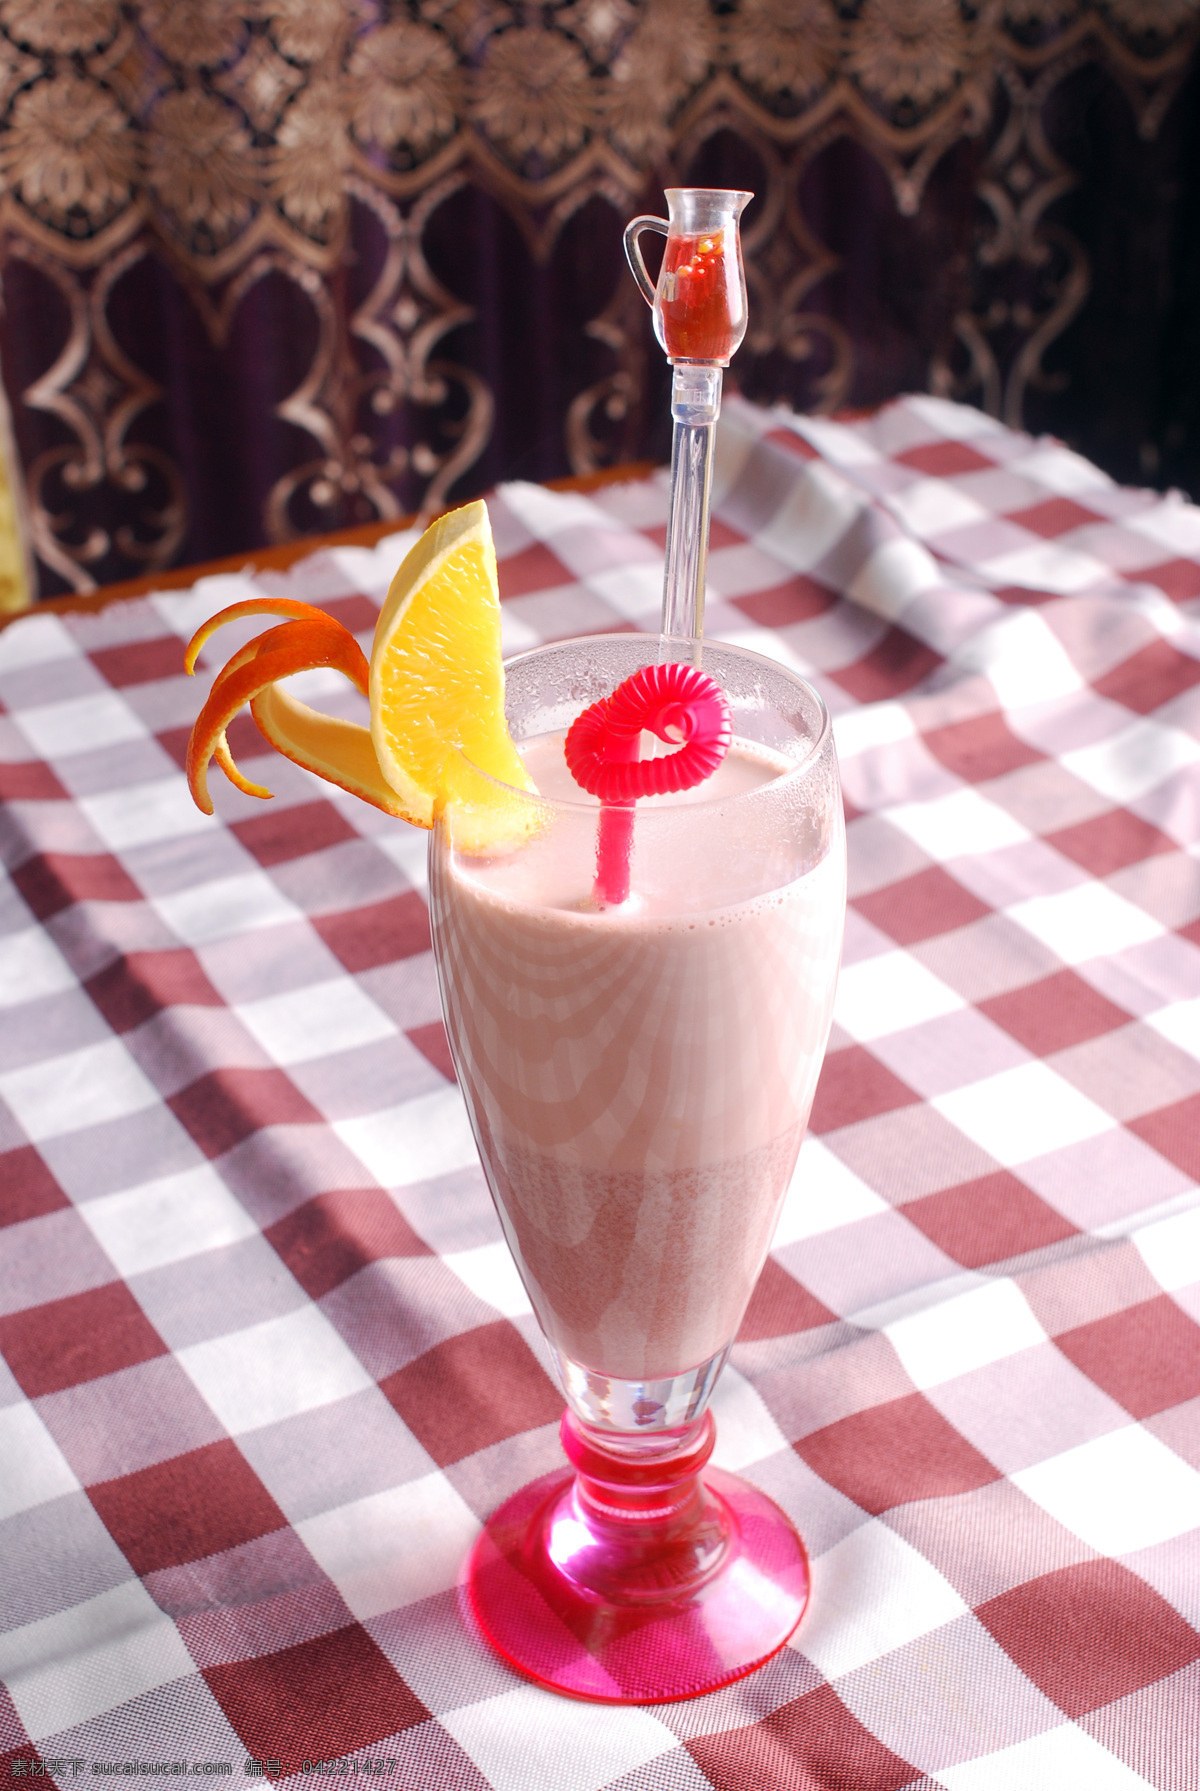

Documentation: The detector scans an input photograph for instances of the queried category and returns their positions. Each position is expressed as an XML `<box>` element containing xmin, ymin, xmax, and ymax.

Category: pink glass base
<box><xmin>465</xmin><ymin>1410</ymin><xmax>810</xmax><ymax>1703</ymax></box>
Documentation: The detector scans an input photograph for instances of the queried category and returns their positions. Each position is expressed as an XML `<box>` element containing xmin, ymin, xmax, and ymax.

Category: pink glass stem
<box><xmin>465</xmin><ymin>1409</ymin><xmax>810</xmax><ymax>1703</ymax></box>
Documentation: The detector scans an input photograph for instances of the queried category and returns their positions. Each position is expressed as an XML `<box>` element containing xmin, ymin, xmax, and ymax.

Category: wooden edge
<box><xmin>0</xmin><ymin>462</ymin><xmax>660</xmax><ymax>632</ymax></box>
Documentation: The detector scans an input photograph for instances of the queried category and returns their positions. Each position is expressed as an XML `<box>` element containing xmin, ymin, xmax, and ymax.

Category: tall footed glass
<box><xmin>429</xmin><ymin>635</ymin><xmax>845</xmax><ymax>1702</ymax></box>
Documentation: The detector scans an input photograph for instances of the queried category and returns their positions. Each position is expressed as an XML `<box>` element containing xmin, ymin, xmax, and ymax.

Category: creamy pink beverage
<box><xmin>432</xmin><ymin>731</ymin><xmax>845</xmax><ymax>1383</ymax></box>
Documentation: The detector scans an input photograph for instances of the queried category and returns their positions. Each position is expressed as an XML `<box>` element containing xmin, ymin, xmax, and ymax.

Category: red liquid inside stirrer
<box><xmin>565</xmin><ymin>661</ymin><xmax>733</xmax><ymax>905</ymax></box>
<box><xmin>658</xmin><ymin>230</ymin><xmax>740</xmax><ymax>363</ymax></box>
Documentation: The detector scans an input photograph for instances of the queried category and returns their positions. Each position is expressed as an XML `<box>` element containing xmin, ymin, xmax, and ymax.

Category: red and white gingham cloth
<box><xmin>1</xmin><ymin>393</ymin><xmax>1198</xmax><ymax>1790</ymax></box>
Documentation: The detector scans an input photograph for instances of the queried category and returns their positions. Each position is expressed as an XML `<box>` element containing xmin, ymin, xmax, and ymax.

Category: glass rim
<box><xmin>662</xmin><ymin>187</ymin><xmax>754</xmax><ymax>204</ymax></box>
<box><xmin>447</xmin><ymin>632</ymin><xmax>834</xmax><ymax>819</ymax></box>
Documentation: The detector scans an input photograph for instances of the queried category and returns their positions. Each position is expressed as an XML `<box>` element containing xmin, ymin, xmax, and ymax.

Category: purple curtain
<box><xmin>0</xmin><ymin>0</ymin><xmax>1196</xmax><ymax>598</ymax></box>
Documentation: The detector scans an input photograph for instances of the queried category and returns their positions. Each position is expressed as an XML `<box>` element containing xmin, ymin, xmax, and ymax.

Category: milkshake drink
<box><xmin>429</xmin><ymin>635</ymin><xmax>845</xmax><ymax>1405</ymax></box>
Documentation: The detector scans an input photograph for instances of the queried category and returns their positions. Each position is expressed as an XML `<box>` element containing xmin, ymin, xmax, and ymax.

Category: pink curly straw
<box><xmin>564</xmin><ymin>661</ymin><xmax>733</xmax><ymax>905</ymax></box>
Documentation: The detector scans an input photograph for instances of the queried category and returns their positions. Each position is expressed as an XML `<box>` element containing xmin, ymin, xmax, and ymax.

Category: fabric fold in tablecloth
<box><xmin>0</xmin><ymin>394</ymin><xmax>1198</xmax><ymax>1789</ymax></box>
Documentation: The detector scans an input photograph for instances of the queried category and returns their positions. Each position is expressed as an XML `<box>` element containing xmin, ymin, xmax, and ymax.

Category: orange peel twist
<box><xmin>184</xmin><ymin>598</ymin><xmax>410</xmax><ymax>821</ymax></box>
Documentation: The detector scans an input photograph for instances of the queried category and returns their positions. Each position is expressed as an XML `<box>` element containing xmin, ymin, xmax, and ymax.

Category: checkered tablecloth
<box><xmin>1</xmin><ymin>393</ymin><xmax>1198</xmax><ymax>1791</ymax></box>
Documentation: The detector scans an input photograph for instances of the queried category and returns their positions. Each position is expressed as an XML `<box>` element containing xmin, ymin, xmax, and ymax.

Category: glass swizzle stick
<box><xmin>624</xmin><ymin>189</ymin><xmax>752</xmax><ymax>649</ymax></box>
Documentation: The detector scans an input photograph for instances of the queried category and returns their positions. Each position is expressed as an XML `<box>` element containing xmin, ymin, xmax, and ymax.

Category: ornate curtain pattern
<box><xmin>0</xmin><ymin>0</ymin><xmax>1196</xmax><ymax>597</ymax></box>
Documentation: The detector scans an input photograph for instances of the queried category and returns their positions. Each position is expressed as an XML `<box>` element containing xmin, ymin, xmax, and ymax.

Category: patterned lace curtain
<box><xmin>0</xmin><ymin>0</ymin><xmax>1197</xmax><ymax>597</ymax></box>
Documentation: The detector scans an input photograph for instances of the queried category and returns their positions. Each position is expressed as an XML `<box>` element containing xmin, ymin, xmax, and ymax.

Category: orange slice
<box><xmin>370</xmin><ymin>500</ymin><xmax>535</xmax><ymax>836</ymax></box>
<box><xmin>184</xmin><ymin>504</ymin><xmax>536</xmax><ymax>850</ymax></box>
